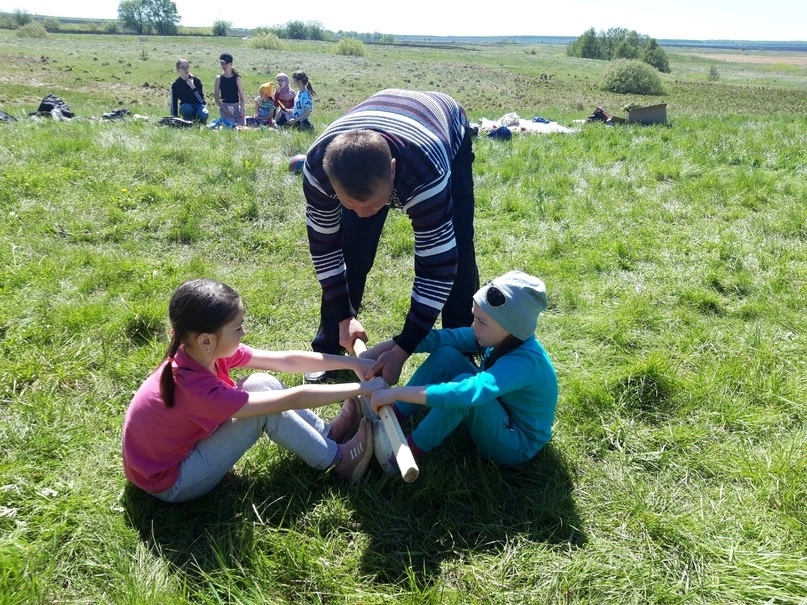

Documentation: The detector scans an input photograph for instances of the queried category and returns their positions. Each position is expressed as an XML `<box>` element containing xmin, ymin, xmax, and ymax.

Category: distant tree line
<box><xmin>567</xmin><ymin>27</ymin><xmax>670</xmax><ymax>73</ymax></box>
<box><xmin>254</xmin><ymin>21</ymin><xmax>328</xmax><ymax>41</ymax></box>
<box><xmin>334</xmin><ymin>31</ymin><xmax>395</xmax><ymax>44</ymax></box>
<box><xmin>2</xmin><ymin>9</ymin><xmax>398</xmax><ymax>42</ymax></box>
<box><xmin>118</xmin><ymin>0</ymin><xmax>179</xmax><ymax>35</ymax></box>
<box><xmin>0</xmin><ymin>9</ymin><xmax>119</xmax><ymax>33</ymax></box>
<box><xmin>252</xmin><ymin>21</ymin><xmax>395</xmax><ymax>43</ymax></box>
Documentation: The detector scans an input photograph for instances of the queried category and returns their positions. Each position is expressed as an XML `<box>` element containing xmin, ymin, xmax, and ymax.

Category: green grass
<box><xmin>1</xmin><ymin>30</ymin><xmax>806</xmax><ymax>604</ymax></box>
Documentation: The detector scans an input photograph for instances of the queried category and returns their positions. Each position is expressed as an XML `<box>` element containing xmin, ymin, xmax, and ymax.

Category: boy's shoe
<box><xmin>304</xmin><ymin>369</ymin><xmax>329</xmax><ymax>383</ymax></box>
<box><xmin>335</xmin><ymin>418</ymin><xmax>374</xmax><ymax>483</ymax></box>
<box><xmin>328</xmin><ymin>398</ymin><xmax>361</xmax><ymax>444</ymax></box>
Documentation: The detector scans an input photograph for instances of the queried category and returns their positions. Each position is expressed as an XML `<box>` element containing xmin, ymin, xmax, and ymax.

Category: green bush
<box><xmin>246</xmin><ymin>32</ymin><xmax>286</xmax><ymax>50</ymax></box>
<box><xmin>641</xmin><ymin>39</ymin><xmax>670</xmax><ymax>73</ymax></box>
<box><xmin>12</xmin><ymin>9</ymin><xmax>32</xmax><ymax>26</ymax></box>
<box><xmin>212</xmin><ymin>19</ymin><xmax>231</xmax><ymax>37</ymax></box>
<box><xmin>43</xmin><ymin>18</ymin><xmax>61</xmax><ymax>32</ymax></box>
<box><xmin>334</xmin><ymin>37</ymin><xmax>366</xmax><ymax>57</ymax></box>
<box><xmin>105</xmin><ymin>21</ymin><xmax>119</xmax><ymax>34</ymax></box>
<box><xmin>16</xmin><ymin>22</ymin><xmax>47</xmax><ymax>38</ymax></box>
<box><xmin>599</xmin><ymin>59</ymin><xmax>664</xmax><ymax>95</ymax></box>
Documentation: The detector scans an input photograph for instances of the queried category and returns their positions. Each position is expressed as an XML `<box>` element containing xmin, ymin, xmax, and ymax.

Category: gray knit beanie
<box><xmin>473</xmin><ymin>271</ymin><xmax>547</xmax><ymax>340</ymax></box>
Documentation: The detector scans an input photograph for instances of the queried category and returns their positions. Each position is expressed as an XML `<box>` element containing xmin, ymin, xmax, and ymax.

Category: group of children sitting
<box><xmin>249</xmin><ymin>71</ymin><xmax>316</xmax><ymax>130</ymax></box>
<box><xmin>123</xmin><ymin>272</ymin><xmax>559</xmax><ymax>502</ymax></box>
<box><xmin>169</xmin><ymin>54</ymin><xmax>316</xmax><ymax>130</ymax></box>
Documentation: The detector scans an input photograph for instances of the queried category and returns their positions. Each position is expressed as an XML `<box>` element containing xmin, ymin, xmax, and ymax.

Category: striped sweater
<box><xmin>303</xmin><ymin>89</ymin><xmax>469</xmax><ymax>353</ymax></box>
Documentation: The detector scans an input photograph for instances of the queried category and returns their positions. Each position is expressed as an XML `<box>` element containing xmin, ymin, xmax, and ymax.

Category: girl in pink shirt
<box><xmin>122</xmin><ymin>278</ymin><xmax>385</xmax><ymax>503</ymax></box>
<box><xmin>272</xmin><ymin>73</ymin><xmax>296</xmax><ymax>124</ymax></box>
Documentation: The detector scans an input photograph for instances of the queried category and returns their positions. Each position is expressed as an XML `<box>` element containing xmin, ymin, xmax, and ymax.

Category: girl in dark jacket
<box><xmin>170</xmin><ymin>58</ymin><xmax>208</xmax><ymax>123</ymax></box>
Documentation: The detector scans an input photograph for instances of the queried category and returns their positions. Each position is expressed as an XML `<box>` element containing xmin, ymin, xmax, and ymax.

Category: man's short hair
<box><xmin>323</xmin><ymin>130</ymin><xmax>391</xmax><ymax>201</ymax></box>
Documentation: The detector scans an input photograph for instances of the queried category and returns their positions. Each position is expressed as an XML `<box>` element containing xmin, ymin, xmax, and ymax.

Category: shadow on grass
<box><xmin>348</xmin><ymin>434</ymin><xmax>585</xmax><ymax>586</ymax></box>
<box><xmin>120</xmin><ymin>459</ymin><xmax>335</xmax><ymax>579</ymax></box>
<box><xmin>121</xmin><ymin>434</ymin><xmax>582</xmax><ymax>589</ymax></box>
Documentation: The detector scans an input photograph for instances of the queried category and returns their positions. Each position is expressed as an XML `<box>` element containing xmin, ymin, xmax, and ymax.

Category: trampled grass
<box><xmin>1</xmin><ymin>29</ymin><xmax>806</xmax><ymax>604</ymax></box>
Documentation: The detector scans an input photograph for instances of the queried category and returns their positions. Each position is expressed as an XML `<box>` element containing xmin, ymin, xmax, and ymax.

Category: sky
<box><xmin>1</xmin><ymin>0</ymin><xmax>805</xmax><ymax>41</ymax></box>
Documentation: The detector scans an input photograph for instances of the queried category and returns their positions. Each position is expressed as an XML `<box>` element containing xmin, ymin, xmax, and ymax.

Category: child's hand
<box><xmin>351</xmin><ymin>357</ymin><xmax>375</xmax><ymax>381</ymax></box>
<box><xmin>370</xmin><ymin>388</ymin><xmax>397</xmax><ymax>414</ymax></box>
<box><xmin>360</xmin><ymin>377</ymin><xmax>388</xmax><ymax>397</ymax></box>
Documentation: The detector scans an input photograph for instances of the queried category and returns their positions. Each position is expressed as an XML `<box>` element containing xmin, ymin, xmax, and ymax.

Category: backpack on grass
<box><xmin>33</xmin><ymin>94</ymin><xmax>75</xmax><ymax>118</ymax></box>
<box><xmin>158</xmin><ymin>116</ymin><xmax>194</xmax><ymax>128</ymax></box>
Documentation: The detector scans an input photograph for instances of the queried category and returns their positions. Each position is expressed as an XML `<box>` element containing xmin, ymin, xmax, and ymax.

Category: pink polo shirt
<box><xmin>122</xmin><ymin>344</ymin><xmax>253</xmax><ymax>493</ymax></box>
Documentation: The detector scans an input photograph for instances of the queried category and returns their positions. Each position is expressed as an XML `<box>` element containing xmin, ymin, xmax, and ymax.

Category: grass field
<box><xmin>1</xmin><ymin>30</ymin><xmax>806</xmax><ymax>604</ymax></box>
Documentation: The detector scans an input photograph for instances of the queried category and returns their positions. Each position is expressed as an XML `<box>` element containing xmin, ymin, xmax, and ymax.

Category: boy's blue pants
<box><xmin>395</xmin><ymin>345</ymin><xmax>531</xmax><ymax>465</ymax></box>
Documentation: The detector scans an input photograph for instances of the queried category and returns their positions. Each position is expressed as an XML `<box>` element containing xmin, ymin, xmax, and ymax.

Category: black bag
<box><xmin>586</xmin><ymin>107</ymin><xmax>611</xmax><ymax>122</ymax></box>
<box><xmin>487</xmin><ymin>125</ymin><xmax>512</xmax><ymax>141</ymax></box>
<box><xmin>158</xmin><ymin>116</ymin><xmax>194</xmax><ymax>128</ymax></box>
<box><xmin>36</xmin><ymin>94</ymin><xmax>75</xmax><ymax>118</ymax></box>
<box><xmin>103</xmin><ymin>108</ymin><xmax>130</xmax><ymax>120</ymax></box>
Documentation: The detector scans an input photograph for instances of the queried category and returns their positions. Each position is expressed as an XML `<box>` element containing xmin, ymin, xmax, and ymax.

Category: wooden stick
<box><xmin>349</xmin><ymin>339</ymin><xmax>419</xmax><ymax>483</ymax></box>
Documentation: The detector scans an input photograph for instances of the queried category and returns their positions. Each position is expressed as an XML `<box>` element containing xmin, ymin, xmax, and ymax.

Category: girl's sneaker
<box><xmin>335</xmin><ymin>418</ymin><xmax>374</xmax><ymax>483</ymax></box>
<box><xmin>328</xmin><ymin>398</ymin><xmax>361</xmax><ymax>444</ymax></box>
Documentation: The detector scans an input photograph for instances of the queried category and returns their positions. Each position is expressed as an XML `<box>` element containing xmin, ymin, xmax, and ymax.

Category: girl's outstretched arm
<box><xmin>233</xmin><ymin>377</ymin><xmax>387</xmax><ymax>418</ymax></box>
<box><xmin>236</xmin><ymin>77</ymin><xmax>246</xmax><ymax>116</ymax></box>
<box><xmin>213</xmin><ymin>75</ymin><xmax>223</xmax><ymax>110</ymax></box>
<box><xmin>246</xmin><ymin>349</ymin><xmax>374</xmax><ymax>378</ymax></box>
<box><xmin>371</xmin><ymin>386</ymin><xmax>426</xmax><ymax>414</ymax></box>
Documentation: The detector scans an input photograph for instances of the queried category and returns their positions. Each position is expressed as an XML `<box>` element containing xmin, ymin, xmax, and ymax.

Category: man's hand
<box><xmin>368</xmin><ymin>344</ymin><xmax>409</xmax><ymax>385</ymax></box>
<box><xmin>363</xmin><ymin>339</ymin><xmax>396</xmax><ymax>360</ymax></box>
<box><xmin>338</xmin><ymin>317</ymin><xmax>367</xmax><ymax>352</ymax></box>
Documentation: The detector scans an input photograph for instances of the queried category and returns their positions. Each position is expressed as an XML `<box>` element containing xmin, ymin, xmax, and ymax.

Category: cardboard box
<box><xmin>626</xmin><ymin>103</ymin><xmax>667</xmax><ymax>125</ymax></box>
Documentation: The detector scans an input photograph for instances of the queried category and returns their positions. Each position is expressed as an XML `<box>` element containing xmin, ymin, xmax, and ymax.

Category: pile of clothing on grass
<box><xmin>475</xmin><ymin>112</ymin><xmax>576</xmax><ymax>139</ymax></box>
<box><xmin>571</xmin><ymin>106</ymin><xmax>626</xmax><ymax>126</ymax></box>
<box><xmin>0</xmin><ymin>94</ymin><xmax>145</xmax><ymax>123</ymax></box>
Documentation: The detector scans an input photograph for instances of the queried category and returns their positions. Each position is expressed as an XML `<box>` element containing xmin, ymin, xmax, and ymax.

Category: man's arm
<box><xmin>394</xmin><ymin>184</ymin><xmax>458</xmax><ymax>354</ymax></box>
<box><xmin>303</xmin><ymin>154</ymin><xmax>355</xmax><ymax>325</ymax></box>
